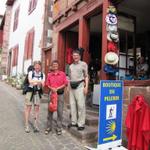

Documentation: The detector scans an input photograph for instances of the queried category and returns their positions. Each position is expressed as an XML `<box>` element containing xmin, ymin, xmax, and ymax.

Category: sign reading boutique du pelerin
<box><xmin>98</xmin><ymin>80</ymin><xmax>123</xmax><ymax>149</ymax></box>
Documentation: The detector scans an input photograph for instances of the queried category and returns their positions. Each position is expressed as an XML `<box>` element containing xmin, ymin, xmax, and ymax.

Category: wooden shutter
<box><xmin>13</xmin><ymin>11</ymin><xmax>17</xmax><ymax>31</ymax></box>
<box><xmin>15</xmin><ymin>46</ymin><xmax>19</xmax><ymax>66</ymax></box>
<box><xmin>33</xmin><ymin>0</ymin><xmax>37</xmax><ymax>9</ymax></box>
<box><xmin>16</xmin><ymin>7</ymin><xmax>20</xmax><ymax>30</ymax></box>
<box><xmin>24</xmin><ymin>34</ymin><xmax>29</xmax><ymax>60</ymax></box>
<box><xmin>28</xmin><ymin>29</ymin><xmax>35</xmax><ymax>59</ymax></box>
<box><xmin>13</xmin><ymin>6</ymin><xmax>20</xmax><ymax>31</ymax></box>
<box><xmin>28</xmin><ymin>0</ymin><xmax>32</xmax><ymax>12</ymax></box>
<box><xmin>12</xmin><ymin>49</ymin><xmax>15</xmax><ymax>66</ymax></box>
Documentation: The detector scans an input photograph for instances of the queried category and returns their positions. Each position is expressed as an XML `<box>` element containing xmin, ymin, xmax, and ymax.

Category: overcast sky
<box><xmin>0</xmin><ymin>0</ymin><xmax>7</xmax><ymax>15</ymax></box>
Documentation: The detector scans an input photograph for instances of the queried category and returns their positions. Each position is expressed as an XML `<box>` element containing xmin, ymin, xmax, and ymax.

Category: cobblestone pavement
<box><xmin>0</xmin><ymin>81</ymin><xmax>86</xmax><ymax>150</ymax></box>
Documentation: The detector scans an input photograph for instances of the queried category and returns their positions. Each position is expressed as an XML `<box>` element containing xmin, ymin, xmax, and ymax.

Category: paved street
<box><xmin>0</xmin><ymin>81</ymin><xmax>86</xmax><ymax>150</ymax></box>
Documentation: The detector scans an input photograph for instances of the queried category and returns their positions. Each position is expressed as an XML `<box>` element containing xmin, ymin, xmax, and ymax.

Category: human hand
<box><xmin>51</xmin><ymin>88</ymin><xmax>57</xmax><ymax>93</ymax></box>
<box><xmin>83</xmin><ymin>87</ymin><xmax>88</xmax><ymax>95</ymax></box>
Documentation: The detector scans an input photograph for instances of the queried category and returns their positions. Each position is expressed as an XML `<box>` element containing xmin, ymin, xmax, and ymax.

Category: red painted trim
<box><xmin>124</xmin><ymin>80</ymin><xmax>150</xmax><ymax>86</ymax></box>
<box><xmin>101</xmin><ymin>0</ymin><xmax>109</xmax><ymax>80</ymax></box>
<box><xmin>78</xmin><ymin>17</ymin><xmax>90</xmax><ymax>63</ymax></box>
<box><xmin>57</xmin><ymin>32</ymin><xmax>65</xmax><ymax>71</ymax></box>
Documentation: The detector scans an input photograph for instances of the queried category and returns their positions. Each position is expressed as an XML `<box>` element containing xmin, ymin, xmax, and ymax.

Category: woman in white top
<box><xmin>24</xmin><ymin>61</ymin><xmax>45</xmax><ymax>133</ymax></box>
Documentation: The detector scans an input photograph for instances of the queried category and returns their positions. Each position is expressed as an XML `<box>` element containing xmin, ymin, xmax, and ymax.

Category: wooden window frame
<box><xmin>12</xmin><ymin>45</ymin><xmax>19</xmax><ymax>67</ymax></box>
<box><xmin>13</xmin><ymin>6</ymin><xmax>20</xmax><ymax>32</ymax></box>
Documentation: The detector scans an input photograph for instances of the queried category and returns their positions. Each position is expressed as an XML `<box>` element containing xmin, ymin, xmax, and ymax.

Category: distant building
<box><xmin>1</xmin><ymin>6</ymin><xmax>11</xmax><ymax>75</ymax></box>
<box><xmin>1</xmin><ymin>0</ymin><xmax>53</xmax><ymax>76</ymax></box>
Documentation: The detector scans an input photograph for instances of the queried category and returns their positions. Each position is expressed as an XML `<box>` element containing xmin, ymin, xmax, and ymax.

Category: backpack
<box><xmin>22</xmin><ymin>71</ymin><xmax>43</xmax><ymax>95</ymax></box>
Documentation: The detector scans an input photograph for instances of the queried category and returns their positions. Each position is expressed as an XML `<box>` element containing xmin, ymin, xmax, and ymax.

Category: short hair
<box><xmin>51</xmin><ymin>60</ymin><xmax>59</xmax><ymax>65</ymax></box>
<box><xmin>72</xmin><ymin>50</ymin><xmax>81</xmax><ymax>55</ymax></box>
<box><xmin>33</xmin><ymin>60</ymin><xmax>41</xmax><ymax>66</ymax></box>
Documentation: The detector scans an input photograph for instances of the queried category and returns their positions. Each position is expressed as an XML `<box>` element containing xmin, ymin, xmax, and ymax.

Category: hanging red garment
<box><xmin>49</xmin><ymin>92</ymin><xmax>58</xmax><ymax>112</ymax></box>
<box><xmin>125</xmin><ymin>95</ymin><xmax>150</xmax><ymax>150</ymax></box>
<box><xmin>66</xmin><ymin>48</ymin><xmax>73</xmax><ymax>64</ymax></box>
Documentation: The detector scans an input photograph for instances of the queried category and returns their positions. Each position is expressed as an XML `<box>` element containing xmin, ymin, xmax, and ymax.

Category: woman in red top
<box><xmin>45</xmin><ymin>60</ymin><xmax>68</xmax><ymax>135</ymax></box>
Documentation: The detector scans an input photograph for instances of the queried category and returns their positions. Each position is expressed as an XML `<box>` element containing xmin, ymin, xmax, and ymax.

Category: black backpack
<box><xmin>22</xmin><ymin>71</ymin><xmax>43</xmax><ymax>95</ymax></box>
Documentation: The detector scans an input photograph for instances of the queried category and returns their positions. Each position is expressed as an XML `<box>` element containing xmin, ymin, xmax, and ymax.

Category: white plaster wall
<box><xmin>9</xmin><ymin>0</ymin><xmax>45</xmax><ymax>76</ymax></box>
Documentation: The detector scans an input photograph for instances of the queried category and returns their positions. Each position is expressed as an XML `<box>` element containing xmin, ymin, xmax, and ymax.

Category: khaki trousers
<box><xmin>69</xmin><ymin>86</ymin><xmax>86</xmax><ymax>127</ymax></box>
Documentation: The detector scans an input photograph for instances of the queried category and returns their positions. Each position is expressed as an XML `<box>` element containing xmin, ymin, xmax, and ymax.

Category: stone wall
<box><xmin>1</xmin><ymin>6</ymin><xmax>12</xmax><ymax>74</ymax></box>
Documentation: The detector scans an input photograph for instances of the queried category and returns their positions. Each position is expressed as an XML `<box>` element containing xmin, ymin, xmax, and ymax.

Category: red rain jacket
<box><xmin>125</xmin><ymin>95</ymin><xmax>150</xmax><ymax>150</ymax></box>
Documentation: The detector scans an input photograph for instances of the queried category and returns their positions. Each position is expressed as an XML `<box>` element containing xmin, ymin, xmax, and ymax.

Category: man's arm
<box><xmin>83</xmin><ymin>63</ymin><xmax>89</xmax><ymax>95</ymax></box>
<box><xmin>84</xmin><ymin>75</ymin><xmax>89</xmax><ymax>95</ymax></box>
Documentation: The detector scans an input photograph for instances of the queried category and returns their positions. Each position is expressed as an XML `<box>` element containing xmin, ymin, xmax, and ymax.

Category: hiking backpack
<box><xmin>22</xmin><ymin>71</ymin><xmax>43</xmax><ymax>95</ymax></box>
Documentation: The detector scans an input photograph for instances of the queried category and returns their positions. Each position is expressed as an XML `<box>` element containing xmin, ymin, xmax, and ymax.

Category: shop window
<box><xmin>118</xmin><ymin>30</ymin><xmax>134</xmax><ymax>80</ymax></box>
<box><xmin>24</xmin><ymin>28</ymin><xmax>35</xmax><ymax>60</ymax></box>
<box><xmin>28</xmin><ymin>0</ymin><xmax>38</xmax><ymax>15</ymax></box>
<box><xmin>118</xmin><ymin>30</ymin><xmax>149</xmax><ymax>80</ymax></box>
<box><xmin>12</xmin><ymin>45</ymin><xmax>19</xmax><ymax>67</ymax></box>
<box><xmin>13</xmin><ymin>6</ymin><xmax>20</xmax><ymax>32</ymax></box>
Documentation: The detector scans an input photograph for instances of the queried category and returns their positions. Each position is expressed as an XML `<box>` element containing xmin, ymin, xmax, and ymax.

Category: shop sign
<box><xmin>98</xmin><ymin>80</ymin><xmax>123</xmax><ymax>149</ymax></box>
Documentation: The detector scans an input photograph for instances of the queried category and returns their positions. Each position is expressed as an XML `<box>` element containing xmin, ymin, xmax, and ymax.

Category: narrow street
<box><xmin>0</xmin><ymin>81</ymin><xmax>85</xmax><ymax>150</ymax></box>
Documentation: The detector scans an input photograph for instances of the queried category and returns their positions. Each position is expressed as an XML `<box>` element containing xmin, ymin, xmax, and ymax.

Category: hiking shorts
<box><xmin>25</xmin><ymin>92</ymin><xmax>41</xmax><ymax>106</ymax></box>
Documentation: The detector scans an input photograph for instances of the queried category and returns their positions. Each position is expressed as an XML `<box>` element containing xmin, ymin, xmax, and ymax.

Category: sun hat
<box><xmin>107</xmin><ymin>32</ymin><xmax>119</xmax><ymax>42</ymax></box>
<box><xmin>106</xmin><ymin>24</ymin><xmax>117</xmax><ymax>32</ymax></box>
<box><xmin>104</xmin><ymin>52</ymin><xmax>119</xmax><ymax>65</ymax></box>
<box><xmin>106</xmin><ymin>14</ymin><xmax>117</xmax><ymax>25</ymax></box>
<box><xmin>107</xmin><ymin>42</ymin><xmax>118</xmax><ymax>52</ymax></box>
<box><xmin>107</xmin><ymin>6</ymin><xmax>117</xmax><ymax>14</ymax></box>
<box><xmin>110</xmin><ymin>32</ymin><xmax>119</xmax><ymax>42</ymax></box>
